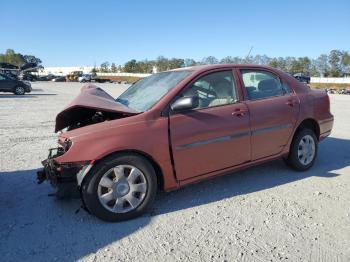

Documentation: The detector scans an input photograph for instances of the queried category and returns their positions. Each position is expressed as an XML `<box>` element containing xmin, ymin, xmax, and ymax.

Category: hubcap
<box><xmin>297</xmin><ymin>135</ymin><xmax>315</xmax><ymax>166</ymax></box>
<box><xmin>113</xmin><ymin>181</ymin><xmax>130</xmax><ymax>197</ymax></box>
<box><xmin>97</xmin><ymin>165</ymin><xmax>147</xmax><ymax>213</ymax></box>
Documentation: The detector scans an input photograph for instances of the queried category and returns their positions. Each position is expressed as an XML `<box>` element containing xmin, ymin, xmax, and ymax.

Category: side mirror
<box><xmin>171</xmin><ymin>96</ymin><xmax>199</xmax><ymax>112</ymax></box>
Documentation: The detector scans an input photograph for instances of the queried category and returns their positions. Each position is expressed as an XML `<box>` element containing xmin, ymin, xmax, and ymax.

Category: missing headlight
<box><xmin>58</xmin><ymin>138</ymin><xmax>72</xmax><ymax>152</ymax></box>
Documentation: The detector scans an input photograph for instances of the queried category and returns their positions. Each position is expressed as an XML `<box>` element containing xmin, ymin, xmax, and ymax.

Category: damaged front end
<box><xmin>37</xmin><ymin>85</ymin><xmax>137</xmax><ymax>199</ymax></box>
<box><xmin>37</xmin><ymin>144</ymin><xmax>93</xmax><ymax>199</ymax></box>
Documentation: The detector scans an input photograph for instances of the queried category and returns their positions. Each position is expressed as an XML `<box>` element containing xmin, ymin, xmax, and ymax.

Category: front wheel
<box><xmin>81</xmin><ymin>154</ymin><xmax>157</xmax><ymax>222</ymax></box>
<box><xmin>286</xmin><ymin>129</ymin><xmax>318</xmax><ymax>171</ymax></box>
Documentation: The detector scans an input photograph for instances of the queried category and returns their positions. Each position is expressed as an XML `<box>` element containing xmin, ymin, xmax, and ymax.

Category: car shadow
<box><xmin>154</xmin><ymin>136</ymin><xmax>348</xmax><ymax>215</ymax></box>
<box><xmin>0</xmin><ymin>137</ymin><xmax>348</xmax><ymax>261</ymax></box>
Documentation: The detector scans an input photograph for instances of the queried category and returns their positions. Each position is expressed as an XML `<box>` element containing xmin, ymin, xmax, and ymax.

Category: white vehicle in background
<box><xmin>78</xmin><ymin>74</ymin><xmax>92</xmax><ymax>83</ymax></box>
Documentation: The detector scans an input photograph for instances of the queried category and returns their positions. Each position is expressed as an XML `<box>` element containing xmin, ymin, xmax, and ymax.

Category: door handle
<box><xmin>232</xmin><ymin>109</ymin><xmax>247</xmax><ymax>117</ymax></box>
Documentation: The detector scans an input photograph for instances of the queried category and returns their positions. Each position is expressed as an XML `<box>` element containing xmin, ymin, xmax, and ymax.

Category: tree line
<box><xmin>97</xmin><ymin>50</ymin><xmax>350</xmax><ymax>77</ymax></box>
<box><xmin>0</xmin><ymin>49</ymin><xmax>42</xmax><ymax>66</ymax></box>
<box><xmin>2</xmin><ymin>48</ymin><xmax>349</xmax><ymax>77</ymax></box>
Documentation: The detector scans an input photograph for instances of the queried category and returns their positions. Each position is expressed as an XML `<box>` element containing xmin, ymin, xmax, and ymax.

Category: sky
<box><xmin>1</xmin><ymin>0</ymin><xmax>350</xmax><ymax>67</ymax></box>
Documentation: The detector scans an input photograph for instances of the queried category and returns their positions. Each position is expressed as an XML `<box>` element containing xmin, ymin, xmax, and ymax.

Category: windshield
<box><xmin>116</xmin><ymin>70</ymin><xmax>191</xmax><ymax>112</ymax></box>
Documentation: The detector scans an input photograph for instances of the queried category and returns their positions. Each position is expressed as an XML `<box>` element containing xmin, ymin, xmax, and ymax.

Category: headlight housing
<box><xmin>24</xmin><ymin>81</ymin><xmax>31</xmax><ymax>87</ymax></box>
<box><xmin>58</xmin><ymin>137</ymin><xmax>73</xmax><ymax>152</ymax></box>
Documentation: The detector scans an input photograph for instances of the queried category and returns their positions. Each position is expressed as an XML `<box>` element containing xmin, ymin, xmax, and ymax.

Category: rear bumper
<box><xmin>319</xmin><ymin>116</ymin><xmax>334</xmax><ymax>141</ymax></box>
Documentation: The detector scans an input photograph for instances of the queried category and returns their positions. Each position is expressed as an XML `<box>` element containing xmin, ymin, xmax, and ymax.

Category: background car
<box><xmin>0</xmin><ymin>73</ymin><xmax>32</xmax><ymax>95</ymax></box>
<box><xmin>52</xmin><ymin>76</ymin><xmax>66</xmax><ymax>82</ymax></box>
<box><xmin>339</xmin><ymin>88</ymin><xmax>350</xmax><ymax>94</ymax></box>
<box><xmin>293</xmin><ymin>73</ymin><xmax>311</xmax><ymax>84</ymax></box>
<box><xmin>19</xmin><ymin>72</ymin><xmax>38</xmax><ymax>81</ymax></box>
<box><xmin>37</xmin><ymin>74</ymin><xmax>56</xmax><ymax>81</ymax></box>
<box><xmin>78</xmin><ymin>74</ymin><xmax>92</xmax><ymax>83</ymax></box>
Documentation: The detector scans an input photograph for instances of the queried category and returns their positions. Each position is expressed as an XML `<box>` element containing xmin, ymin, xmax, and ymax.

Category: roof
<box><xmin>170</xmin><ymin>64</ymin><xmax>279</xmax><ymax>73</ymax></box>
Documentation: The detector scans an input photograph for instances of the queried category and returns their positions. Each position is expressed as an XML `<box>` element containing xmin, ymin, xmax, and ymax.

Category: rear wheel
<box><xmin>14</xmin><ymin>86</ymin><xmax>25</xmax><ymax>95</ymax></box>
<box><xmin>81</xmin><ymin>154</ymin><xmax>157</xmax><ymax>222</ymax></box>
<box><xmin>287</xmin><ymin>128</ymin><xmax>318</xmax><ymax>171</ymax></box>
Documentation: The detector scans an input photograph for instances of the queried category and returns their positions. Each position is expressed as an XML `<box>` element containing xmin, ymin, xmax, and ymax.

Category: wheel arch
<box><xmin>83</xmin><ymin>149</ymin><xmax>165</xmax><ymax>191</ymax></box>
<box><xmin>294</xmin><ymin>118</ymin><xmax>320</xmax><ymax>141</ymax></box>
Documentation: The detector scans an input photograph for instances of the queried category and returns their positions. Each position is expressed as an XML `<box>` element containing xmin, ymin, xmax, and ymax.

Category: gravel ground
<box><xmin>0</xmin><ymin>82</ymin><xmax>349</xmax><ymax>262</ymax></box>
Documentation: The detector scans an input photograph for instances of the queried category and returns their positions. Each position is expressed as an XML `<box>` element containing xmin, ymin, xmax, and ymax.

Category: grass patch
<box><xmin>310</xmin><ymin>83</ymin><xmax>350</xmax><ymax>89</ymax></box>
<box><xmin>95</xmin><ymin>76</ymin><xmax>143</xmax><ymax>83</ymax></box>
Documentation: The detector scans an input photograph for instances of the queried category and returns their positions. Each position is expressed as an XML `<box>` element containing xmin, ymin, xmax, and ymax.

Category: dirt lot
<box><xmin>0</xmin><ymin>82</ymin><xmax>349</xmax><ymax>262</ymax></box>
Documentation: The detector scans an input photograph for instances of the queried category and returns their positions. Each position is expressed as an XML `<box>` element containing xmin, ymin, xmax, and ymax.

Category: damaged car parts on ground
<box><xmin>37</xmin><ymin>64</ymin><xmax>333</xmax><ymax>222</ymax></box>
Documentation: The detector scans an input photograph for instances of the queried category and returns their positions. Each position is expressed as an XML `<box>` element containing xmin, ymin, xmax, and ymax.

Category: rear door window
<box><xmin>240</xmin><ymin>70</ymin><xmax>289</xmax><ymax>100</ymax></box>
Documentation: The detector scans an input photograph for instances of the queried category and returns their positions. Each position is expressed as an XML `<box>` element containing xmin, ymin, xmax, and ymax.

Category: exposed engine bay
<box><xmin>63</xmin><ymin>109</ymin><xmax>126</xmax><ymax>131</ymax></box>
<box><xmin>54</xmin><ymin>85</ymin><xmax>138</xmax><ymax>132</ymax></box>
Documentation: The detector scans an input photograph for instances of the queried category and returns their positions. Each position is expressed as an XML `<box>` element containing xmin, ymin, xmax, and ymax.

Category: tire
<box><xmin>81</xmin><ymin>154</ymin><xmax>157</xmax><ymax>222</ymax></box>
<box><xmin>14</xmin><ymin>86</ymin><xmax>25</xmax><ymax>95</ymax></box>
<box><xmin>286</xmin><ymin>128</ymin><xmax>318</xmax><ymax>171</ymax></box>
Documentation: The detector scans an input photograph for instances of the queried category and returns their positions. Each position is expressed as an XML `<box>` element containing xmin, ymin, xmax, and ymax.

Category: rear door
<box><xmin>169</xmin><ymin>70</ymin><xmax>251</xmax><ymax>180</ymax></box>
<box><xmin>239</xmin><ymin>69</ymin><xmax>299</xmax><ymax>160</ymax></box>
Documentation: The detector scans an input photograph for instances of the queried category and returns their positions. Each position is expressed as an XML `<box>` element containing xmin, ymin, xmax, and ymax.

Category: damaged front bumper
<box><xmin>37</xmin><ymin>147</ymin><xmax>93</xmax><ymax>198</ymax></box>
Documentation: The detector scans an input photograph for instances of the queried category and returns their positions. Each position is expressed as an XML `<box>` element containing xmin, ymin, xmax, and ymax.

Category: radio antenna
<box><xmin>246</xmin><ymin>46</ymin><xmax>254</xmax><ymax>59</ymax></box>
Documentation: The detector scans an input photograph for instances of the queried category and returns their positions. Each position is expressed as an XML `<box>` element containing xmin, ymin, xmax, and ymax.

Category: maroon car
<box><xmin>37</xmin><ymin>64</ymin><xmax>333</xmax><ymax>222</ymax></box>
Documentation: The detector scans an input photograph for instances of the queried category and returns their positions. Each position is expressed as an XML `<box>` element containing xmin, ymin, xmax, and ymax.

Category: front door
<box><xmin>169</xmin><ymin>70</ymin><xmax>251</xmax><ymax>181</ymax></box>
<box><xmin>240</xmin><ymin>69</ymin><xmax>300</xmax><ymax>160</ymax></box>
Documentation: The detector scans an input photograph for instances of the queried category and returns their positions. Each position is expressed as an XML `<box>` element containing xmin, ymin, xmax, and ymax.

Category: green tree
<box><xmin>184</xmin><ymin>58</ymin><xmax>197</xmax><ymax>67</ymax></box>
<box><xmin>341</xmin><ymin>51</ymin><xmax>350</xmax><ymax>76</ymax></box>
<box><xmin>23</xmin><ymin>55</ymin><xmax>42</xmax><ymax>65</ymax></box>
<box><xmin>155</xmin><ymin>56</ymin><xmax>169</xmax><ymax>71</ymax></box>
<box><xmin>111</xmin><ymin>63</ymin><xmax>117</xmax><ymax>73</ymax></box>
<box><xmin>202</xmin><ymin>56</ymin><xmax>219</xmax><ymax>65</ymax></box>
<box><xmin>0</xmin><ymin>49</ymin><xmax>25</xmax><ymax>66</ymax></box>
<box><xmin>252</xmin><ymin>55</ymin><xmax>271</xmax><ymax>65</ymax></box>
<box><xmin>137</xmin><ymin>60</ymin><xmax>154</xmax><ymax>73</ymax></box>
<box><xmin>100</xmin><ymin>61</ymin><xmax>110</xmax><ymax>72</ymax></box>
<box><xmin>124</xmin><ymin>59</ymin><xmax>138</xmax><ymax>73</ymax></box>
<box><xmin>328</xmin><ymin>50</ymin><xmax>342</xmax><ymax>77</ymax></box>
<box><xmin>269</xmin><ymin>57</ymin><xmax>286</xmax><ymax>71</ymax></box>
<box><xmin>119</xmin><ymin>50</ymin><xmax>350</xmax><ymax>76</ymax></box>
<box><xmin>220</xmin><ymin>56</ymin><xmax>235</xmax><ymax>64</ymax></box>
<box><xmin>168</xmin><ymin>58</ymin><xmax>185</xmax><ymax>69</ymax></box>
<box><xmin>315</xmin><ymin>54</ymin><xmax>329</xmax><ymax>77</ymax></box>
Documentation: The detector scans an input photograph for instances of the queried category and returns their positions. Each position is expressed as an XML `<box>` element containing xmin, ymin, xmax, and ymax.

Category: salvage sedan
<box><xmin>37</xmin><ymin>64</ymin><xmax>333</xmax><ymax>222</ymax></box>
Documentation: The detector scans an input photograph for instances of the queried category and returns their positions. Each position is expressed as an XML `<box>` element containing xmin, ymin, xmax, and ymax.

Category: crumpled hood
<box><xmin>55</xmin><ymin>84</ymin><xmax>137</xmax><ymax>132</ymax></box>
